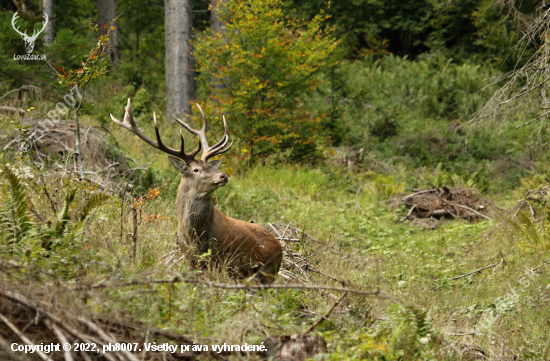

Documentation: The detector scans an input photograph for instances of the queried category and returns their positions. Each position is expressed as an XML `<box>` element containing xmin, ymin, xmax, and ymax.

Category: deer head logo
<box><xmin>11</xmin><ymin>11</ymin><xmax>49</xmax><ymax>54</ymax></box>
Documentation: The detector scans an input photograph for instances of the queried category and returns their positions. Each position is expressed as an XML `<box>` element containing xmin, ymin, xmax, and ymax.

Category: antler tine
<box><xmin>110</xmin><ymin>99</ymin><xmax>200</xmax><ymax>163</ymax></box>
<box><xmin>183</xmin><ymin>129</ymin><xmax>202</xmax><ymax>158</ymax></box>
<box><xmin>212</xmin><ymin>140</ymin><xmax>233</xmax><ymax>157</ymax></box>
<box><xmin>172</xmin><ymin>104</ymin><xmax>231</xmax><ymax>162</ymax></box>
<box><xmin>213</xmin><ymin>115</ymin><xmax>230</xmax><ymax>149</ymax></box>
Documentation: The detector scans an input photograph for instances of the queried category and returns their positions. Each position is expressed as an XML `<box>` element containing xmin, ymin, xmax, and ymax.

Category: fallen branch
<box><xmin>0</xmin><ymin>85</ymin><xmax>42</xmax><ymax>101</ymax></box>
<box><xmin>304</xmin><ymin>292</ymin><xmax>348</xmax><ymax>335</ymax></box>
<box><xmin>48</xmin><ymin>320</ymin><xmax>74</xmax><ymax>361</ymax></box>
<box><xmin>451</xmin><ymin>262</ymin><xmax>501</xmax><ymax>280</ymax></box>
<box><xmin>400</xmin><ymin>204</ymin><xmax>417</xmax><ymax>222</ymax></box>
<box><xmin>0</xmin><ymin>313</ymin><xmax>53</xmax><ymax>361</ymax></box>
<box><xmin>531</xmin><ymin>259</ymin><xmax>550</xmax><ymax>272</ymax></box>
<box><xmin>453</xmin><ymin>204</ymin><xmax>493</xmax><ymax>221</ymax></box>
<box><xmin>0</xmin><ymin>286</ymin><xmax>225</xmax><ymax>360</ymax></box>
<box><xmin>401</xmin><ymin>190</ymin><xmax>436</xmax><ymax>202</ymax></box>
<box><xmin>70</xmin><ymin>276</ymin><xmax>398</xmax><ymax>301</ymax></box>
<box><xmin>0</xmin><ymin>106</ymin><xmax>25</xmax><ymax>115</ymax></box>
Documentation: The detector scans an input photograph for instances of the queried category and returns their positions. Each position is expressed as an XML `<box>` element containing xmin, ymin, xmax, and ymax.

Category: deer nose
<box><xmin>220</xmin><ymin>173</ymin><xmax>229</xmax><ymax>182</ymax></box>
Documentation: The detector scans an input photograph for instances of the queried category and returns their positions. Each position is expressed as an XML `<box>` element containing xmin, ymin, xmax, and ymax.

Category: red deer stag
<box><xmin>111</xmin><ymin>99</ymin><xmax>282</xmax><ymax>283</ymax></box>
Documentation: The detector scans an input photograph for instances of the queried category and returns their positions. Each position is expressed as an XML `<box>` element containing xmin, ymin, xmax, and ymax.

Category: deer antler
<box><xmin>110</xmin><ymin>99</ymin><xmax>201</xmax><ymax>164</ymax></box>
<box><xmin>173</xmin><ymin>104</ymin><xmax>233</xmax><ymax>162</ymax></box>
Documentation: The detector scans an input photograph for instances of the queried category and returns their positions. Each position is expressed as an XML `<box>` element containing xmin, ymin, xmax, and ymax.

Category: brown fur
<box><xmin>172</xmin><ymin>158</ymin><xmax>282</xmax><ymax>284</ymax></box>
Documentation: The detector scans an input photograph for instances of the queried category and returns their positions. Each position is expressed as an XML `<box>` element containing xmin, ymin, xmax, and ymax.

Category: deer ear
<box><xmin>168</xmin><ymin>156</ymin><xmax>187</xmax><ymax>173</ymax></box>
<box><xmin>209</xmin><ymin>159</ymin><xmax>223</xmax><ymax>170</ymax></box>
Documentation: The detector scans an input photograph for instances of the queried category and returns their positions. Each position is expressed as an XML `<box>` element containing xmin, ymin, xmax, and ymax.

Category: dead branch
<box><xmin>70</xmin><ymin>276</ymin><xmax>398</xmax><ymax>301</ymax></box>
<box><xmin>451</xmin><ymin>262</ymin><xmax>501</xmax><ymax>280</ymax></box>
<box><xmin>0</xmin><ymin>106</ymin><xmax>25</xmax><ymax>115</ymax></box>
<box><xmin>453</xmin><ymin>204</ymin><xmax>493</xmax><ymax>221</ymax></box>
<box><xmin>304</xmin><ymin>292</ymin><xmax>348</xmax><ymax>335</ymax></box>
<box><xmin>0</xmin><ymin>85</ymin><xmax>42</xmax><ymax>101</ymax></box>
<box><xmin>0</xmin><ymin>313</ymin><xmax>53</xmax><ymax>361</ymax></box>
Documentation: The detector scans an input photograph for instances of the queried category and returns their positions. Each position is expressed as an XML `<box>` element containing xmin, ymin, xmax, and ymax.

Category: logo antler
<box><xmin>11</xmin><ymin>11</ymin><xmax>49</xmax><ymax>54</ymax></box>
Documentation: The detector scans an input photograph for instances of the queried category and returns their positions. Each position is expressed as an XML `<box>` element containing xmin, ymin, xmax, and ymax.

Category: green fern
<box><xmin>79</xmin><ymin>193</ymin><xmax>110</xmax><ymax>221</ymax></box>
<box><xmin>54</xmin><ymin>189</ymin><xmax>77</xmax><ymax>237</ymax></box>
<box><xmin>520</xmin><ymin>211</ymin><xmax>540</xmax><ymax>245</ymax></box>
<box><xmin>510</xmin><ymin>210</ymin><xmax>544</xmax><ymax>247</ymax></box>
<box><xmin>408</xmin><ymin>305</ymin><xmax>430</xmax><ymax>338</ymax></box>
<box><xmin>0</xmin><ymin>166</ymin><xmax>34</xmax><ymax>244</ymax></box>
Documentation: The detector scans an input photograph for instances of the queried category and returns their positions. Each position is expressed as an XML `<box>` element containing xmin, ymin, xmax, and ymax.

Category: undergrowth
<box><xmin>0</xmin><ymin>147</ymin><xmax>549</xmax><ymax>359</ymax></box>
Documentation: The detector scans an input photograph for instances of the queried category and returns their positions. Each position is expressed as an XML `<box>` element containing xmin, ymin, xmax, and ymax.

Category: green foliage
<box><xmin>195</xmin><ymin>0</ymin><xmax>339</xmax><ymax>162</ymax></box>
<box><xmin>327</xmin><ymin>304</ymin><xmax>439</xmax><ymax>360</ymax></box>
<box><xmin>54</xmin><ymin>188</ymin><xmax>77</xmax><ymax>237</ymax></box>
<box><xmin>509</xmin><ymin>210</ymin><xmax>550</xmax><ymax>252</ymax></box>
<box><xmin>0</xmin><ymin>166</ymin><xmax>33</xmax><ymax>246</ymax></box>
<box><xmin>323</xmin><ymin>54</ymin><xmax>497</xmax><ymax>143</ymax></box>
<box><xmin>286</xmin><ymin>0</ymin><xmax>525</xmax><ymax>65</ymax></box>
<box><xmin>116</xmin><ymin>0</ymin><xmax>165</xmax><ymax>90</ymax></box>
<box><xmin>55</xmin><ymin>20</ymin><xmax>113</xmax><ymax>89</ymax></box>
<box><xmin>0</xmin><ymin>164</ymin><xmax>110</xmax><ymax>256</ymax></box>
<box><xmin>80</xmin><ymin>193</ymin><xmax>111</xmax><ymax>221</ymax></box>
<box><xmin>47</xmin><ymin>28</ymin><xmax>92</xmax><ymax>70</ymax></box>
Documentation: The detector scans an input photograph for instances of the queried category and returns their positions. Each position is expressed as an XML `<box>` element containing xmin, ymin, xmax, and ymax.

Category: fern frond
<box><xmin>409</xmin><ymin>306</ymin><xmax>430</xmax><ymax>337</ymax></box>
<box><xmin>519</xmin><ymin>210</ymin><xmax>540</xmax><ymax>245</ymax></box>
<box><xmin>54</xmin><ymin>189</ymin><xmax>77</xmax><ymax>237</ymax></box>
<box><xmin>80</xmin><ymin>193</ymin><xmax>110</xmax><ymax>221</ymax></box>
<box><xmin>0</xmin><ymin>166</ymin><xmax>34</xmax><ymax>243</ymax></box>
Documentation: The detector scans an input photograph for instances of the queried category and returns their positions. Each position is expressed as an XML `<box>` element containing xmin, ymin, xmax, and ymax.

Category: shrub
<box><xmin>195</xmin><ymin>0</ymin><xmax>338</xmax><ymax>163</ymax></box>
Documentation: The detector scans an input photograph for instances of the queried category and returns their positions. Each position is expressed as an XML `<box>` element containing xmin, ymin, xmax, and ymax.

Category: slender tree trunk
<box><xmin>165</xmin><ymin>0</ymin><xmax>195</xmax><ymax>119</ymax></box>
<box><xmin>210</xmin><ymin>0</ymin><xmax>225</xmax><ymax>37</ymax></box>
<box><xmin>74</xmin><ymin>108</ymin><xmax>85</xmax><ymax>181</ymax></box>
<box><xmin>98</xmin><ymin>0</ymin><xmax>120</xmax><ymax>66</ymax></box>
<box><xmin>210</xmin><ymin>0</ymin><xmax>228</xmax><ymax>96</ymax></box>
<box><xmin>43</xmin><ymin>0</ymin><xmax>54</xmax><ymax>46</ymax></box>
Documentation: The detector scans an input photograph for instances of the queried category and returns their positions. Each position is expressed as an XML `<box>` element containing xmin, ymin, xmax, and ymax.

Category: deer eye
<box><xmin>193</xmin><ymin>168</ymin><xmax>199</xmax><ymax>173</ymax></box>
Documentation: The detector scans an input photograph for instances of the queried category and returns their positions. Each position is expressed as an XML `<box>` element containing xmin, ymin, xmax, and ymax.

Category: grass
<box><xmin>1</xmin><ymin>135</ymin><xmax>550</xmax><ymax>359</ymax></box>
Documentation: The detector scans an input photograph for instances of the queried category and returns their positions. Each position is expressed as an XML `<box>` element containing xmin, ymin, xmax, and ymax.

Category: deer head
<box><xmin>110</xmin><ymin>99</ymin><xmax>232</xmax><ymax>195</ymax></box>
<box><xmin>11</xmin><ymin>11</ymin><xmax>49</xmax><ymax>54</ymax></box>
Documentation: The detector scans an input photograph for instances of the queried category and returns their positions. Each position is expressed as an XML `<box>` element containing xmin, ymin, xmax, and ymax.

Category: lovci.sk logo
<box><xmin>11</xmin><ymin>11</ymin><xmax>48</xmax><ymax>61</ymax></box>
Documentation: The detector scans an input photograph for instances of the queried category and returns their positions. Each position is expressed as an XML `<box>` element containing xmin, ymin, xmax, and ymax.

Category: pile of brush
<box><xmin>512</xmin><ymin>182</ymin><xmax>550</xmax><ymax>219</ymax></box>
<box><xmin>0</xmin><ymin>261</ymin><xmax>224</xmax><ymax>361</ymax></box>
<box><xmin>266</xmin><ymin>223</ymin><xmax>342</xmax><ymax>285</ymax></box>
<box><xmin>388</xmin><ymin>186</ymin><xmax>494</xmax><ymax>228</ymax></box>
<box><xmin>2</xmin><ymin>119</ymin><xmax>134</xmax><ymax>187</ymax></box>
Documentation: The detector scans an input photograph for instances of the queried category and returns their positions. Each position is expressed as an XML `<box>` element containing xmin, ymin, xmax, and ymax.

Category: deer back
<box><xmin>209</xmin><ymin>208</ymin><xmax>283</xmax><ymax>283</ymax></box>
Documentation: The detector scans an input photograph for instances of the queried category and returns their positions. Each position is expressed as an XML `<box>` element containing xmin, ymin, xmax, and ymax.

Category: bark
<box><xmin>43</xmin><ymin>0</ymin><xmax>54</xmax><ymax>46</ymax></box>
<box><xmin>210</xmin><ymin>0</ymin><xmax>227</xmax><ymax>94</ymax></box>
<box><xmin>74</xmin><ymin>108</ymin><xmax>85</xmax><ymax>181</ymax></box>
<box><xmin>210</xmin><ymin>0</ymin><xmax>225</xmax><ymax>36</ymax></box>
<box><xmin>98</xmin><ymin>0</ymin><xmax>120</xmax><ymax>66</ymax></box>
<box><xmin>165</xmin><ymin>0</ymin><xmax>195</xmax><ymax>119</ymax></box>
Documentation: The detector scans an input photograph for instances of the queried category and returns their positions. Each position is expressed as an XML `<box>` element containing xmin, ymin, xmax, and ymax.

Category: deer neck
<box><xmin>176</xmin><ymin>179</ymin><xmax>216</xmax><ymax>249</ymax></box>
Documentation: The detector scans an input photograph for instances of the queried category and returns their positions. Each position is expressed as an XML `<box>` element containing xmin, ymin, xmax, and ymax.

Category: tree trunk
<box><xmin>210</xmin><ymin>0</ymin><xmax>225</xmax><ymax>36</ymax></box>
<box><xmin>165</xmin><ymin>0</ymin><xmax>195</xmax><ymax>119</ymax></box>
<box><xmin>98</xmin><ymin>0</ymin><xmax>120</xmax><ymax>66</ymax></box>
<box><xmin>43</xmin><ymin>0</ymin><xmax>54</xmax><ymax>46</ymax></box>
<box><xmin>74</xmin><ymin>108</ymin><xmax>85</xmax><ymax>181</ymax></box>
<box><xmin>210</xmin><ymin>0</ymin><xmax>227</xmax><ymax>95</ymax></box>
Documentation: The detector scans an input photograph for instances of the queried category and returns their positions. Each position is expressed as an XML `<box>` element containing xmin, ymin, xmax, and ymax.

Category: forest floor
<box><xmin>1</xmin><ymin>147</ymin><xmax>549</xmax><ymax>359</ymax></box>
<box><xmin>1</xmin><ymin>109</ymin><xmax>549</xmax><ymax>360</ymax></box>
